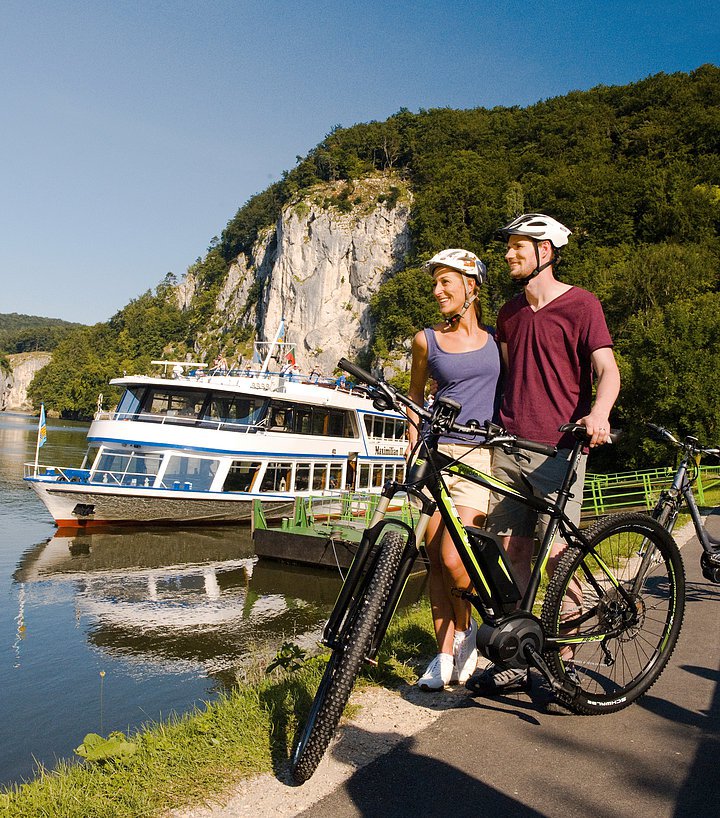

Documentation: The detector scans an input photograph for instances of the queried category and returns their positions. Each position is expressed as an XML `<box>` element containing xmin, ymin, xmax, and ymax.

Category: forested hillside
<box><xmin>29</xmin><ymin>65</ymin><xmax>720</xmax><ymax>467</ymax></box>
<box><xmin>0</xmin><ymin>313</ymin><xmax>83</xmax><ymax>354</ymax></box>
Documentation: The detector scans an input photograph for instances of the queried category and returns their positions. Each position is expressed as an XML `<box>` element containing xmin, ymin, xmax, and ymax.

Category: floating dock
<box><xmin>252</xmin><ymin>493</ymin><xmax>428</xmax><ymax>572</ymax></box>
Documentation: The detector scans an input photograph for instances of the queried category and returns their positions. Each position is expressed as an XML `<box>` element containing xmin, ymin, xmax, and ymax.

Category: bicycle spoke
<box><xmin>542</xmin><ymin>513</ymin><xmax>684</xmax><ymax>713</ymax></box>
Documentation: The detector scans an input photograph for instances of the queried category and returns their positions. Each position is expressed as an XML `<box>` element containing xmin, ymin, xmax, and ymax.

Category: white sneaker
<box><xmin>417</xmin><ymin>653</ymin><xmax>454</xmax><ymax>691</ymax></box>
<box><xmin>453</xmin><ymin>619</ymin><xmax>478</xmax><ymax>683</ymax></box>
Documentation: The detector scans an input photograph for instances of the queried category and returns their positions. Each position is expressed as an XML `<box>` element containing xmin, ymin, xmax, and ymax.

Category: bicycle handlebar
<box><xmin>339</xmin><ymin>358</ymin><xmax>559</xmax><ymax>458</ymax></box>
<box><xmin>338</xmin><ymin>357</ymin><xmax>381</xmax><ymax>389</ymax></box>
<box><xmin>647</xmin><ymin>422</ymin><xmax>720</xmax><ymax>458</ymax></box>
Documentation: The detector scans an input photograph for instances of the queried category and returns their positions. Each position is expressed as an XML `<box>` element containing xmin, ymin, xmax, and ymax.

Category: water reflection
<box><xmin>14</xmin><ymin>526</ymin><xmax>428</xmax><ymax>690</ymax></box>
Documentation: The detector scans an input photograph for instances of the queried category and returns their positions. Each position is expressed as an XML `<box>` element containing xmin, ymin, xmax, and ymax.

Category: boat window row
<box><xmin>356</xmin><ymin>461</ymin><xmax>405</xmax><ymax>490</ymax></box>
<box><xmin>363</xmin><ymin>414</ymin><xmax>406</xmax><ymax>441</ymax></box>
<box><xmin>89</xmin><ymin>449</ymin><xmax>402</xmax><ymax>495</ymax></box>
<box><xmin>113</xmin><ymin>386</ymin><xmax>357</xmax><ymax>437</ymax></box>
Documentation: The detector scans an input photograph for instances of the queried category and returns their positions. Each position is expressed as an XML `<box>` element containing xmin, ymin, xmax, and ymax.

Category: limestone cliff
<box><xmin>187</xmin><ymin>174</ymin><xmax>412</xmax><ymax>375</ymax></box>
<box><xmin>1</xmin><ymin>352</ymin><xmax>52</xmax><ymax>412</ymax></box>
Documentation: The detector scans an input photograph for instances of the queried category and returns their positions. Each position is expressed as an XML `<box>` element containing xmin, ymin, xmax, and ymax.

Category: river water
<box><xmin>0</xmin><ymin>412</ymin><xmax>425</xmax><ymax>787</ymax></box>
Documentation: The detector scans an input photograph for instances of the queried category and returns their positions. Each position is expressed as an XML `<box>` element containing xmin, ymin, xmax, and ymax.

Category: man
<box><xmin>468</xmin><ymin>213</ymin><xmax>621</xmax><ymax>693</ymax></box>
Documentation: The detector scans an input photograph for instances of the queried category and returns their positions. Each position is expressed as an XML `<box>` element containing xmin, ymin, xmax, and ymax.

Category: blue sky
<box><xmin>2</xmin><ymin>1</ymin><xmax>718</xmax><ymax>324</ymax></box>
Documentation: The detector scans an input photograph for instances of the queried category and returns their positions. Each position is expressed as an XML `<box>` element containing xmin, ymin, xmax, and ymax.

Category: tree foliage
<box><xmin>0</xmin><ymin>313</ymin><xmax>83</xmax><ymax>353</ymax></box>
<box><xmin>29</xmin><ymin>282</ymin><xmax>191</xmax><ymax>419</ymax></box>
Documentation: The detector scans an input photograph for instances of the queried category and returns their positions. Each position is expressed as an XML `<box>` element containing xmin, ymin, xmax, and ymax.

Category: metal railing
<box><xmin>93</xmin><ymin>409</ymin><xmax>266</xmax><ymax>433</ymax></box>
<box><xmin>582</xmin><ymin>464</ymin><xmax>720</xmax><ymax>517</ymax></box>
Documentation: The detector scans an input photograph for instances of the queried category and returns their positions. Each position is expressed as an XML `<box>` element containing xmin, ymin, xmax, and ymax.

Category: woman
<box><xmin>407</xmin><ymin>249</ymin><xmax>501</xmax><ymax>691</ymax></box>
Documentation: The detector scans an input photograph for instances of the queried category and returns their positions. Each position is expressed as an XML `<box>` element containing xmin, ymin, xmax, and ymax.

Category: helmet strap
<box><xmin>444</xmin><ymin>290</ymin><xmax>478</xmax><ymax>325</ymax></box>
<box><xmin>516</xmin><ymin>242</ymin><xmax>554</xmax><ymax>286</ymax></box>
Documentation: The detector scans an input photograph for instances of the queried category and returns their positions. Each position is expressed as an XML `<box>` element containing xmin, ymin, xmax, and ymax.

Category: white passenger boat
<box><xmin>24</xmin><ymin>334</ymin><xmax>407</xmax><ymax>529</ymax></box>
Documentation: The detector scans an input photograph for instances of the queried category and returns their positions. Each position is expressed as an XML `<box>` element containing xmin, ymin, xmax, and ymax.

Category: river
<box><xmin>0</xmin><ymin>412</ymin><xmax>417</xmax><ymax>787</ymax></box>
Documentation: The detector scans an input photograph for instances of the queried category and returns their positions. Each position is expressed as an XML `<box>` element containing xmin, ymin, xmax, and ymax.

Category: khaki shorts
<box><xmin>436</xmin><ymin>442</ymin><xmax>492</xmax><ymax>513</ymax></box>
<box><xmin>486</xmin><ymin>446</ymin><xmax>587</xmax><ymax>540</ymax></box>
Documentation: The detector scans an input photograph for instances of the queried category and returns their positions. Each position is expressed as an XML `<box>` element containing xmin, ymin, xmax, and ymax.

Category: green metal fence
<box><xmin>582</xmin><ymin>464</ymin><xmax>720</xmax><ymax>517</ymax></box>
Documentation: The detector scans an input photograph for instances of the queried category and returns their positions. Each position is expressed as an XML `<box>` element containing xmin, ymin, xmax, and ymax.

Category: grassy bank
<box><xmin>0</xmin><ymin>599</ymin><xmax>436</xmax><ymax>818</ymax></box>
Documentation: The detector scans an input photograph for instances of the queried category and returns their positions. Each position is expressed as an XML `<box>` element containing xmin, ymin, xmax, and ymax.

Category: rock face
<box><xmin>1</xmin><ymin>352</ymin><xmax>52</xmax><ymax>412</ymax></box>
<box><xmin>192</xmin><ymin>175</ymin><xmax>412</xmax><ymax>375</ymax></box>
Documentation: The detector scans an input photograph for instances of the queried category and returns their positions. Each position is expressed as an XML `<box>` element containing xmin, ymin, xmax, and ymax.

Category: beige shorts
<box><xmin>436</xmin><ymin>442</ymin><xmax>492</xmax><ymax>513</ymax></box>
<box><xmin>486</xmin><ymin>446</ymin><xmax>587</xmax><ymax>539</ymax></box>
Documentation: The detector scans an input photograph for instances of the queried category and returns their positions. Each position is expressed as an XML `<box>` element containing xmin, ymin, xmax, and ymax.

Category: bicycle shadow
<box><xmin>684</xmin><ymin>578</ymin><xmax>720</xmax><ymax>603</ymax></box>
<box><xmin>301</xmin><ymin>733</ymin><xmax>548</xmax><ymax>818</ymax></box>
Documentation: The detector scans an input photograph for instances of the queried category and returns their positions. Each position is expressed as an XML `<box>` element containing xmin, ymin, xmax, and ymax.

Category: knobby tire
<box><xmin>291</xmin><ymin>530</ymin><xmax>406</xmax><ymax>784</ymax></box>
<box><xmin>541</xmin><ymin>512</ymin><xmax>684</xmax><ymax>714</ymax></box>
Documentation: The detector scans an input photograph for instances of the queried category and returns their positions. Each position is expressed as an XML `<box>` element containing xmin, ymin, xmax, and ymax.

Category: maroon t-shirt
<box><xmin>497</xmin><ymin>287</ymin><xmax>613</xmax><ymax>449</ymax></box>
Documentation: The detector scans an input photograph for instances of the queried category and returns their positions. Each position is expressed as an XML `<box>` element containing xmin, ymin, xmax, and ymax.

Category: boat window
<box><xmin>162</xmin><ymin>456</ymin><xmax>218</xmax><ymax>491</ymax></box>
<box><xmin>261</xmin><ymin>462</ymin><xmax>293</xmax><ymax>492</ymax></box>
<box><xmin>265</xmin><ymin>401</ymin><xmax>356</xmax><ymax>437</ymax></box>
<box><xmin>115</xmin><ymin>388</ymin><xmax>144</xmax><ymax>419</ymax></box>
<box><xmin>223</xmin><ymin>461</ymin><xmax>262</xmax><ymax>492</ymax></box>
<box><xmin>294</xmin><ymin>409</ymin><xmax>312</xmax><ymax>435</ymax></box>
<box><xmin>363</xmin><ymin>415</ymin><xmax>406</xmax><ymax>441</ymax></box>
<box><xmin>326</xmin><ymin>412</ymin><xmax>346</xmax><ymax>437</ymax></box>
<box><xmin>329</xmin><ymin>463</ymin><xmax>343</xmax><ymax>490</ymax></box>
<box><xmin>92</xmin><ymin>450</ymin><xmax>162</xmax><ymax>486</ymax></box>
<box><xmin>372</xmin><ymin>464</ymin><xmax>384</xmax><ymax>487</ymax></box>
<box><xmin>395</xmin><ymin>463</ymin><xmax>405</xmax><ymax>483</ymax></box>
<box><xmin>294</xmin><ymin>463</ymin><xmax>311</xmax><ymax>491</ymax></box>
<box><xmin>269</xmin><ymin>407</ymin><xmax>293</xmax><ymax>432</ymax></box>
<box><xmin>358</xmin><ymin>463</ymin><xmax>371</xmax><ymax>490</ymax></box>
<box><xmin>312</xmin><ymin>463</ymin><xmax>329</xmax><ymax>491</ymax></box>
<box><xmin>312</xmin><ymin>412</ymin><xmax>326</xmax><ymax>436</ymax></box>
<box><xmin>143</xmin><ymin>389</ymin><xmax>207</xmax><ymax>423</ymax></box>
<box><xmin>203</xmin><ymin>394</ymin><xmax>267</xmax><ymax>428</ymax></box>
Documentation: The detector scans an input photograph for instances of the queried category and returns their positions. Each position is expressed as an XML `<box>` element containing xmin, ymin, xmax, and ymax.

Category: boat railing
<box><xmin>23</xmin><ymin>463</ymin><xmax>91</xmax><ymax>482</ymax></box>
<box><xmin>94</xmin><ymin>409</ymin><xmax>267</xmax><ymax>433</ymax></box>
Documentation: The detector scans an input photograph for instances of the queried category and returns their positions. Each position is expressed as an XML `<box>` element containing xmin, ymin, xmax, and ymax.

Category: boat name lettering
<box><xmin>374</xmin><ymin>445</ymin><xmax>402</xmax><ymax>456</ymax></box>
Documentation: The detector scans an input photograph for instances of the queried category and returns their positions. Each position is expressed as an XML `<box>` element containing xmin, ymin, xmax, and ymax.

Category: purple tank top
<box><xmin>424</xmin><ymin>327</ymin><xmax>501</xmax><ymax>443</ymax></box>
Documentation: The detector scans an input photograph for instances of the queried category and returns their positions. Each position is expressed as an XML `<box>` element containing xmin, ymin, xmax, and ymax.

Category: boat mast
<box><xmin>260</xmin><ymin>319</ymin><xmax>285</xmax><ymax>373</ymax></box>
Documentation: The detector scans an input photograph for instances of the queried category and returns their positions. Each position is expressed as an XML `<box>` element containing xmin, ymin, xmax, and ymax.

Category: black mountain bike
<box><xmin>291</xmin><ymin>360</ymin><xmax>685</xmax><ymax>784</ymax></box>
<box><xmin>646</xmin><ymin>423</ymin><xmax>720</xmax><ymax>583</ymax></box>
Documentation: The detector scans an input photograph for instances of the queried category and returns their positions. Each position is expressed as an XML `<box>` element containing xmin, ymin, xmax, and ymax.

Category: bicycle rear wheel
<box><xmin>541</xmin><ymin>512</ymin><xmax>684</xmax><ymax>714</ymax></box>
<box><xmin>291</xmin><ymin>530</ymin><xmax>406</xmax><ymax>784</ymax></box>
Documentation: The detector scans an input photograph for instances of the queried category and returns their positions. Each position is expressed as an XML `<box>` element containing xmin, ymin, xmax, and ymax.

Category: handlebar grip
<box><xmin>513</xmin><ymin>438</ymin><xmax>557</xmax><ymax>457</ymax></box>
<box><xmin>338</xmin><ymin>357</ymin><xmax>380</xmax><ymax>388</ymax></box>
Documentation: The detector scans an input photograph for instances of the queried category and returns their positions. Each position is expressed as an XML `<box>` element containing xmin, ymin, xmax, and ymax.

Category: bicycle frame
<box><xmin>322</xmin><ymin>429</ymin><xmax>633</xmax><ymax>664</ymax></box>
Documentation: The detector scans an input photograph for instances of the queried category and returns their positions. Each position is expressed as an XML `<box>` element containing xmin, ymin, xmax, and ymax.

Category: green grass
<box><xmin>0</xmin><ymin>600</ymin><xmax>436</xmax><ymax>818</ymax></box>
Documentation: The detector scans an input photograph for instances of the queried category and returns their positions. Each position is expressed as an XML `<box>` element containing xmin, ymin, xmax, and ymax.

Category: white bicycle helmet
<box><xmin>423</xmin><ymin>248</ymin><xmax>488</xmax><ymax>286</ymax></box>
<box><xmin>498</xmin><ymin>213</ymin><xmax>571</xmax><ymax>248</ymax></box>
<box><xmin>498</xmin><ymin>213</ymin><xmax>571</xmax><ymax>284</ymax></box>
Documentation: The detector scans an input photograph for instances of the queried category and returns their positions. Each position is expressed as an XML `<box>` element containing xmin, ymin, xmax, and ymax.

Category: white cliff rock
<box><xmin>2</xmin><ymin>352</ymin><xmax>52</xmax><ymax>412</ymax></box>
<box><xmin>191</xmin><ymin>175</ymin><xmax>412</xmax><ymax>375</ymax></box>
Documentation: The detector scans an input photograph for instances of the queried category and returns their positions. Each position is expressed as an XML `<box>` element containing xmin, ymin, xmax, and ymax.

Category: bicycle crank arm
<box><xmin>525</xmin><ymin>645</ymin><xmax>578</xmax><ymax>699</ymax></box>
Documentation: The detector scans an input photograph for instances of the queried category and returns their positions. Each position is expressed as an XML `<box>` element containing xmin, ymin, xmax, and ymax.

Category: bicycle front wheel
<box><xmin>291</xmin><ymin>530</ymin><xmax>406</xmax><ymax>784</ymax></box>
<box><xmin>541</xmin><ymin>512</ymin><xmax>685</xmax><ymax>714</ymax></box>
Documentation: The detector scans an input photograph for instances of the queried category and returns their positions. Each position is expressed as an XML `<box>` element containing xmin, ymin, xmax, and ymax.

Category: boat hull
<box><xmin>26</xmin><ymin>480</ymin><xmax>296</xmax><ymax>528</ymax></box>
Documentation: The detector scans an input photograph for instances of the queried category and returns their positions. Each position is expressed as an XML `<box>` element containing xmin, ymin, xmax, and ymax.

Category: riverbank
<box><xmin>0</xmin><ymin>599</ymin><xmax>437</xmax><ymax>818</ymax></box>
